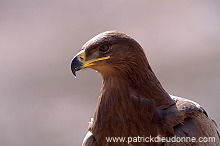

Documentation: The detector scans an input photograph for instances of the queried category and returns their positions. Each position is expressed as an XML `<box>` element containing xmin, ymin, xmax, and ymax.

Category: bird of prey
<box><xmin>71</xmin><ymin>31</ymin><xmax>220</xmax><ymax>146</ymax></box>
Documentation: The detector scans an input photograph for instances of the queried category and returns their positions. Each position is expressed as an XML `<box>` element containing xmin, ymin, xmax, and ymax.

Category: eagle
<box><xmin>71</xmin><ymin>31</ymin><xmax>220</xmax><ymax>146</ymax></box>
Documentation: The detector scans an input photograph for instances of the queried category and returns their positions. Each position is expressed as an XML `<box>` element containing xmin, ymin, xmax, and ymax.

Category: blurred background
<box><xmin>0</xmin><ymin>0</ymin><xmax>220</xmax><ymax>145</ymax></box>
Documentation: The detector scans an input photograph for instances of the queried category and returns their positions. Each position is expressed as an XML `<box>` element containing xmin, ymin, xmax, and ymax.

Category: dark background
<box><xmin>0</xmin><ymin>0</ymin><xmax>219</xmax><ymax>145</ymax></box>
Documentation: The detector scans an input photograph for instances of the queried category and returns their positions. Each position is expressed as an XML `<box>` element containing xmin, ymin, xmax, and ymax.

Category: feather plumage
<box><xmin>71</xmin><ymin>31</ymin><xmax>220</xmax><ymax>146</ymax></box>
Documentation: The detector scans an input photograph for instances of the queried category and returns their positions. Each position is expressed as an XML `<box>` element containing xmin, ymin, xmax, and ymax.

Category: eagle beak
<box><xmin>71</xmin><ymin>50</ymin><xmax>85</xmax><ymax>77</ymax></box>
<box><xmin>71</xmin><ymin>49</ymin><xmax>111</xmax><ymax>77</ymax></box>
<box><xmin>71</xmin><ymin>55</ymin><xmax>83</xmax><ymax>77</ymax></box>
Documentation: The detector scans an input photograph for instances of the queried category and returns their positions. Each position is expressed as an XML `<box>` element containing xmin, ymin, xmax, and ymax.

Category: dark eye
<box><xmin>99</xmin><ymin>44</ymin><xmax>110</xmax><ymax>53</ymax></box>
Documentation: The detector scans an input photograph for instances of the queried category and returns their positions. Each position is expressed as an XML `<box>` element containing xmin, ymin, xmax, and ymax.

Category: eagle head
<box><xmin>71</xmin><ymin>31</ymin><xmax>148</xmax><ymax>78</ymax></box>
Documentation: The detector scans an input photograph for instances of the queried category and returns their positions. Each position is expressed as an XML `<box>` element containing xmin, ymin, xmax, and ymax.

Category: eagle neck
<box><xmin>91</xmin><ymin>77</ymin><xmax>159</xmax><ymax>143</ymax></box>
<box><xmin>101</xmin><ymin>63</ymin><xmax>175</xmax><ymax>109</ymax></box>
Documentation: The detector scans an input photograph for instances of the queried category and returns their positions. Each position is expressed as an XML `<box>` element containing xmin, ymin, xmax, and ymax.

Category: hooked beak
<box><xmin>71</xmin><ymin>56</ymin><xmax>83</xmax><ymax>77</ymax></box>
<box><xmin>71</xmin><ymin>49</ymin><xmax>110</xmax><ymax>77</ymax></box>
<box><xmin>71</xmin><ymin>50</ymin><xmax>85</xmax><ymax>77</ymax></box>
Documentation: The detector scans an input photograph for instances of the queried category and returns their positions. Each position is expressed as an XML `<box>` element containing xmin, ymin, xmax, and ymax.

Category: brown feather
<box><xmin>74</xmin><ymin>31</ymin><xmax>220</xmax><ymax>146</ymax></box>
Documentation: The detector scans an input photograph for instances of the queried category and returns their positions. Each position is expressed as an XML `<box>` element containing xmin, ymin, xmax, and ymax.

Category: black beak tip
<box><xmin>72</xmin><ymin>69</ymin><xmax>77</xmax><ymax>77</ymax></box>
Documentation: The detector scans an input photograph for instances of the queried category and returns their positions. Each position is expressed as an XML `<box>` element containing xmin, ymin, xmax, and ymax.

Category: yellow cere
<box><xmin>83</xmin><ymin>56</ymin><xmax>110</xmax><ymax>67</ymax></box>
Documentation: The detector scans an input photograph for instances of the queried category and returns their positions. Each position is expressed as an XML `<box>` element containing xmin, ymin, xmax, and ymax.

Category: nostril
<box><xmin>79</xmin><ymin>56</ymin><xmax>84</xmax><ymax>60</ymax></box>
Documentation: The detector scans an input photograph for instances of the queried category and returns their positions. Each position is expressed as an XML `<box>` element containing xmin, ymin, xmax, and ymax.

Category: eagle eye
<box><xmin>99</xmin><ymin>44</ymin><xmax>110</xmax><ymax>53</ymax></box>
